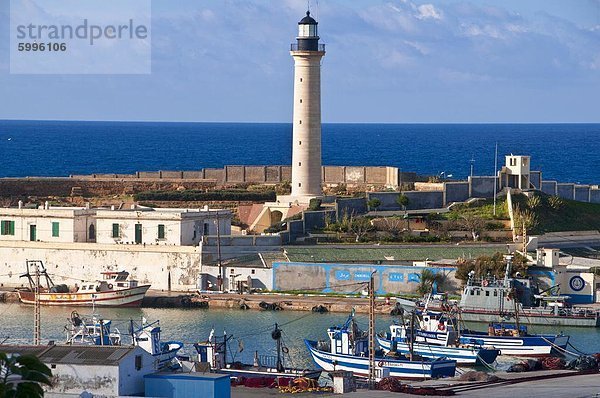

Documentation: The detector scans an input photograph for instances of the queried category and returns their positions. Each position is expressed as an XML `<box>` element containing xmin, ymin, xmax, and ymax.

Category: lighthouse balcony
<box><xmin>290</xmin><ymin>43</ymin><xmax>325</xmax><ymax>52</ymax></box>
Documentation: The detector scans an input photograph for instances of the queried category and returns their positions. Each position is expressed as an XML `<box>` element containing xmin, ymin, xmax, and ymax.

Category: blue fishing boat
<box><xmin>408</xmin><ymin>310</ymin><xmax>569</xmax><ymax>357</ymax></box>
<box><xmin>131</xmin><ymin>319</ymin><xmax>184</xmax><ymax>369</ymax></box>
<box><xmin>377</xmin><ymin>321</ymin><xmax>499</xmax><ymax>365</ymax></box>
<box><xmin>305</xmin><ymin>313</ymin><xmax>456</xmax><ymax>380</ymax></box>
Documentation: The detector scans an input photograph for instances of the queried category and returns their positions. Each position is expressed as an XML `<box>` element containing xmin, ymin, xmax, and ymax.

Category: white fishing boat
<box><xmin>377</xmin><ymin>317</ymin><xmax>500</xmax><ymax>365</ymax></box>
<box><xmin>65</xmin><ymin>310</ymin><xmax>122</xmax><ymax>346</ymax></box>
<box><xmin>131</xmin><ymin>319</ymin><xmax>184</xmax><ymax>370</ymax></box>
<box><xmin>18</xmin><ymin>261</ymin><xmax>150</xmax><ymax>307</ymax></box>
<box><xmin>305</xmin><ymin>313</ymin><xmax>456</xmax><ymax>380</ymax></box>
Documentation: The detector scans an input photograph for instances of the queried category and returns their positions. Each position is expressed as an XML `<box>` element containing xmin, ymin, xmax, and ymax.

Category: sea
<box><xmin>1</xmin><ymin>120</ymin><xmax>600</xmax><ymax>184</ymax></box>
<box><xmin>1</xmin><ymin>303</ymin><xmax>599</xmax><ymax>368</ymax></box>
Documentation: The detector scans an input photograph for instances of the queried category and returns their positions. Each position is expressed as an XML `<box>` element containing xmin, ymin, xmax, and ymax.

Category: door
<box><xmin>135</xmin><ymin>224</ymin><xmax>142</xmax><ymax>244</ymax></box>
<box><xmin>29</xmin><ymin>224</ymin><xmax>37</xmax><ymax>241</ymax></box>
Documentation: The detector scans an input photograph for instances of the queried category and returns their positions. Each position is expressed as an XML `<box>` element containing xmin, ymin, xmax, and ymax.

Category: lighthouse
<box><xmin>290</xmin><ymin>11</ymin><xmax>325</xmax><ymax>201</ymax></box>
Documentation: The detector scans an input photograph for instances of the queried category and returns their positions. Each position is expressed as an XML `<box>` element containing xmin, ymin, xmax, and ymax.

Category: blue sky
<box><xmin>0</xmin><ymin>0</ymin><xmax>599</xmax><ymax>123</ymax></box>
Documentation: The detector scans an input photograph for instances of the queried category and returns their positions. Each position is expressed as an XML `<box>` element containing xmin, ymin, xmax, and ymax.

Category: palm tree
<box><xmin>0</xmin><ymin>353</ymin><xmax>52</xmax><ymax>398</ymax></box>
<box><xmin>416</xmin><ymin>269</ymin><xmax>445</xmax><ymax>296</ymax></box>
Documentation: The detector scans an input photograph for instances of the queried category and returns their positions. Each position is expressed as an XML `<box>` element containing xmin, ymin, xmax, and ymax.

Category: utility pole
<box><xmin>216</xmin><ymin>210</ymin><xmax>223</xmax><ymax>292</ymax></box>
<box><xmin>470</xmin><ymin>155</ymin><xmax>475</xmax><ymax>178</ymax></box>
<box><xmin>368</xmin><ymin>270</ymin><xmax>377</xmax><ymax>389</ymax></box>
<box><xmin>493</xmin><ymin>142</ymin><xmax>498</xmax><ymax>217</ymax></box>
<box><xmin>33</xmin><ymin>261</ymin><xmax>41</xmax><ymax>345</ymax></box>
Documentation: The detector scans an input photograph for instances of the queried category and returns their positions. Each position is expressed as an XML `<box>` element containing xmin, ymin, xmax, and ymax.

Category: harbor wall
<box><xmin>272</xmin><ymin>262</ymin><xmax>458</xmax><ymax>295</ymax></box>
<box><xmin>0</xmin><ymin>241</ymin><xmax>201</xmax><ymax>291</ymax></box>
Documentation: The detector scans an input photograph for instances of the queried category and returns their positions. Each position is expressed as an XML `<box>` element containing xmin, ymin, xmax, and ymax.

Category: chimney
<box><xmin>111</xmin><ymin>205</ymin><xmax>116</xmax><ymax>211</ymax></box>
<box><xmin>18</xmin><ymin>200</ymin><xmax>23</xmax><ymax>209</ymax></box>
<box><xmin>44</xmin><ymin>201</ymin><xmax>49</xmax><ymax>210</ymax></box>
<box><xmin>85</xmin><ymin>202</ymin><xmax>91</xmax><ymax>210</ymax></box>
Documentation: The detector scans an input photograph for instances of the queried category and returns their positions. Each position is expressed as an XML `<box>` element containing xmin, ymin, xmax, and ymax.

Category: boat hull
<box><xmin>155</xmin><ymin>341</ymin><xmax>184</xmax><ymax>369</ymax></box>
<box><xmin>217</xmin><ymin>367</ymin><xmax>322</xmax><ymax>380</ymax></box>
<box><xmin>459</xmin><ymin>332</ymin><xmax>570</xmax><ymax>357</ymax></box>
<box><xmin>305</xmin><ymin>340</ymin><xmax>455</xmax><ymax>380</ymax></box>
<box><xmin>376</xmin><ymin>336</ymin><xmax>499</xmax><ymax>365</ymax></box>
<box><xmin>459</xmin><ymin>309</ymin><xmax>599</xmax><ymax>327</ymax></box>
<box><xmin>18</xmin><ymin>285</ymin><xmax>151</xmax><ymax>307</ymax></box>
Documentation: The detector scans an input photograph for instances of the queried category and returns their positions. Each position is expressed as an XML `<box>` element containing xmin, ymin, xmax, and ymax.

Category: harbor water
<box><xmin>1</xmin><ymin>303</ymin><xmax>600</xmax><ymax>368</ymax></box>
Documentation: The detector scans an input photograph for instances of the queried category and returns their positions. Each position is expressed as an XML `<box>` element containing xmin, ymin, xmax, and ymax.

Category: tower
<box><xmin>290</xmin><ymin>11</ymin><xmax>325</xmax><ymax>201</ymax></box>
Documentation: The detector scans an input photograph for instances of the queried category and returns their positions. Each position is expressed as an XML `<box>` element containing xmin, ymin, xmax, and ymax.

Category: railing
<box><xmin>258</xmin><ymin>354</ymin><xmax>278</xmax><ymax>369</ymax></box>
<box><xmin>290</xmin><ymin>43</ymin><xmax>325</xmax><ymax>52</ymax></box>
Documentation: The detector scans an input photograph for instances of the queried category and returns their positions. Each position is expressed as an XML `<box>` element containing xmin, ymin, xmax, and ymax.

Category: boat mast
<box><xmin>33</xmin><ymin>261</ymin><xmax>41</xmax><ymax>345</ymax></box>
<box><xmin>274</xmin><ymin>323</ymin><xmax>284</xmax><ymax>372</ymax></box>
<box><xmin>368</xmin><ymin>270</ymin><xmax>376</xmax><ymax>389</ymax></box>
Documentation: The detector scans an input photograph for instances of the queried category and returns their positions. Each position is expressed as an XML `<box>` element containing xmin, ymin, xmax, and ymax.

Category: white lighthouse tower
<box><xmin>290</xmin><ymin>11</ymin><xmax>325</xmax><ymax>202</ymax></box>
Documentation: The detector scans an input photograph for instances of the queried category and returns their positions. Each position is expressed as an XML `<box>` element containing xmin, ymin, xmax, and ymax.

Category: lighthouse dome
<box><xmin>299</xmin><ymin>11</ymin><xmax>317</xmax><ymax>25</ymax></box>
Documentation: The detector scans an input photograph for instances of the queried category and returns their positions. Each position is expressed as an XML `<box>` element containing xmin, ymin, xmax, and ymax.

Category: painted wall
<box><xmin>469</xmin><ymin>176</ymin><xmax>496</xmax><ymax>198</ymax></box>
<box><xmin>556</xmin><ymin>184</ymin><xmax>575</xmax><ymax>200</ymax></box>
<box><xmin>272</xmin><ymin>262</ymin><xmax>458</xmax><ymax>295</ymax></box>
<box><xmin>444</xmin><ymin>182</ymin><xmax>470</xmax><ymax>204</ymax></box>
<box><xmin>0</xmin><ymin>209</ymin><xmax>94</xmax><ymax>243</ymax></box>
<box><xmin>541</xmin><ymin>181</ymin><xmax>558</xmax><ymax>196</ymax></box>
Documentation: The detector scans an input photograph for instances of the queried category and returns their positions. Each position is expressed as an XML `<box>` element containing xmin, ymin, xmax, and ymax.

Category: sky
<box><xmin>0</xmin><ymin>0</ymin><xmax>599</xmax><ymax>123</ymax></box>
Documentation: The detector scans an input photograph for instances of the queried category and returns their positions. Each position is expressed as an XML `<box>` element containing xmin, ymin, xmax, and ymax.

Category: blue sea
<box><xmin>0</xmin><ymin>120</ymin><xmax>599</xmax><ymax>184</ymax></box>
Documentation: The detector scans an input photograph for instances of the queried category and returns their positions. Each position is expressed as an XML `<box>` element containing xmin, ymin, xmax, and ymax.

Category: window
<box><xmin>251</xmin><ymin>269</ymin><xmax>255</xmax><ymax>275</ymax></box>
<box><xmin>135</xmin><ymin>355</ymin><xmax>142</xmax><ymax>370</ymax></box>
<box><xmin>230</xmin><ymin>269</ymin><xmax>235</xmax><ymax>274</ymax></box>
<box><xmin>493</xmin><ymin>290</ymin><xmax>498</xmax><ymax>297</ymax></box>
<box><xmin>476</xmin><ymin>290</ymin><xmax>480</xmax><ymax>296</ymax></box>
<box><xmin>1</xmin><ymin>220</ymin><xmax>15</xmax><ymax>236</ymax></box>
<box><xmin>299</xmin><ymin>78</ymin><xmax>303</xmax><ymax>82</ymax></box>
<box><xmin>299</xmin><ymin>120</ymin><xmax>302</xmax><ymax>124</ymax></box>
<box><xmin>298</xmin><ymin>183</ymin><xmax>302</xmax><ymax>187</ymax></box>
<box><xmin>203</xmin><ymin>223</ymin><xmax>209</xmax><ymax>235</ymax></box>
<box><xmin>299</xmin><ymin>141</ymin><xmax>302</xmax><ymax>145</ymax></box>
<box><xmin>470</xmin><ymin>289</ymin><xmax>474</xmax><ymax>296</ymax></box>
<box><xmin>158</xmin><ymin>224</ymin><xmax>165</xmax><ymax>239</ymax></box>
<box><xmin>52</xmin><ymin>222</ymin><xmax>60</xmax><ymax>237</ymax></box>
<box><xmin>112</xmin><ymin>223</ymin><xmax>120</xmax><ymax>238</ymax></box>
<box><xmin>298</xmin><ymin>162</ymin><xmax>302</xmax><ymax>166</ymax></box>
<box><xmin>299</xmin><ymin>99</ymin><xmax>303</xmax><ymax>103</ymax></box>
<box><xmin>485</xmin><ymin>291</ymin><xmax>490</xmax><ymax>297</ymax></box>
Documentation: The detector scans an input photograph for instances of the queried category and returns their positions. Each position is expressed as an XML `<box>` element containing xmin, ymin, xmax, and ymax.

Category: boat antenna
<box><xmin>368</xmin><ymin>270</ymin><xmax>377</xmax><ymax>390</ymax></box>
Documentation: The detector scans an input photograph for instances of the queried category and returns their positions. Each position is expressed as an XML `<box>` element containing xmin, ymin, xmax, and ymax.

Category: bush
<box><xmin>134</xmin><ymin>189</ymin><xmax>276</xmax><ymax>202</ymax></box>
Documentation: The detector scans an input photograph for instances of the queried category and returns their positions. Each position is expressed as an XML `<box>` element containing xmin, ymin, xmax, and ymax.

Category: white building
<box><xmin>0</xmin><ymin>344</ymin><xmax>155</xmax><ymax>397</ymax></box>
<box><xmin>0</xmin><ymin>205</ymin><xmax>231</xmax><ymax>247</ymax></box>
<box><xmin>0</xmin><ymin>204</ymin><xmax>95</xmax><ymax>243</ymax></box>
<box><xmin>502</xmin><ymin>155</ymin><xmax>531</xmax><ymax>190</ymax></box>
<box><xmin>95</xmin><ymin>207</ymin><xmax>231</xmax><ymax>246</ymax></box>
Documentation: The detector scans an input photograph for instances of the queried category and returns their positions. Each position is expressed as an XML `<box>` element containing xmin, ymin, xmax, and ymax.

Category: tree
<box><xmin>348</xmin><ymin>216</ymin><xmax>375</xmax><ymax>242</ymax></box>
<box><xmin>459</xmin><ymin>214</ymin><xmax>486</xmax><ymax>241</ymax></box>
<box><xmin>416</xmin><ymin>269</ymin><xmax>445</xmax><ymax>296</ymax></box>
<box><xmin>308</xmin><ymin>198</ymin><xmax>322</xmax><ymax>211</ymax></box>
<box><xmin>367</xmin><ymin>198</ymin><xmax>381</xmax><ymax>212</ymax></box>
<box><xmin>455</xmin><ymin>252</ymin><xmax>529</xmax><ymax>282</ymax></box>
<box><xmin>381</xmin><ymin>217</ymin><xmax>404</xmax><ymax>238</ymax></box>
<box><xmin>513</xmin><ymin>205</ymin><xmax>539</xmax><ymax>235</ymax></box>
<box><xmin>0</xmin><ymin>353</ymin><xmax>52</xmax><ymax>398</ymax></box>
<box><xmin>397</xmin><ymin>194</ymin><xmax>409</xmax><ymax>210</ymax></box>
<box><xmin>548</xmin><ymin>195</ymin><xmax>564</xmax><ymax>211</ymax></box>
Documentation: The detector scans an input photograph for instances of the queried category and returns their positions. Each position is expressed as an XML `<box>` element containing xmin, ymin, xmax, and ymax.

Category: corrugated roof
<box><xmin>0</xmin><ymin>344</ymin><xmax>138</xmax><ymax>366</ymax></box>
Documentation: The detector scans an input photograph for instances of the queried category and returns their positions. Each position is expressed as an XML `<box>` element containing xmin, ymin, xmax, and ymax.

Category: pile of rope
<box><xmin>507</xmin><ymin>359</ymin><xmax>543</xmax><ymax>373</ymax></box>
<box><xmin>231</xmin><ymin>376</ymin><xmax>277</xmax><ymax>388</ymax></box>
<box><xmin>278</xmin><ymin>377</ymin><xmax>333</xmax><ymax>394</ymax></box>
<box><xmin>259</xmin><ymin>301</ymin><xmax>282</xmax><ymax>311</ymax></box>
<box><xmin>376</xmin><ymin>377</ymin><xmax>455</xmax><ymax>396</ymax></box>
<box><xmin>541</xmin><ymin>357</ymin><xmax>566</xmax><ymax>370</ymax></box>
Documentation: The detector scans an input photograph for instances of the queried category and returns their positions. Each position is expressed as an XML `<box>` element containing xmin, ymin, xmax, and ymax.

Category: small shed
<box><xmin>144</xmin><ymin>372</ymin><xmax>230</xmax><ymax>398</ymax></box>
<box><xmin>0</xmin><ymin>344</ymin><xmax>155</xmax><ymax>397</ymax></box>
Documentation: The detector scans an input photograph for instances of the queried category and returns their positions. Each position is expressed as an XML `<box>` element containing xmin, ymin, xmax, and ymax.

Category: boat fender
<box><xmin>378</xmin><ymin>360</ymin><xmax>385</xmax><ymax>367</ymax></box>
<box><xmin>482</xmin><ymin>280</ymin><xmax>489</xmax><ymax>287</ymax></box>
<box><xmin>438</xmin><ymin>323</ymin><xmax>445</xmax><ymax>331</ymax></box>
<box><xmin>107</xmin><ymin>283</ymin><xmax>113</xmax><ymax>290</ymax></box>
<box><xmin>282</xmin><ymin>346</ymin><xmax>289</xmax><ymax>354</ymax></box>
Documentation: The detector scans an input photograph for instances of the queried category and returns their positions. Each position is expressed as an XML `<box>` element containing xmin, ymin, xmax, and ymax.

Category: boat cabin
<box><xmin>326</xmin><ymin>325</ymin><xmax>369</xmax><ymax>356</ymax></box>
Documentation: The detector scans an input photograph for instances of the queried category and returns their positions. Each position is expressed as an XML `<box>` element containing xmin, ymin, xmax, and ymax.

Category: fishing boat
<box><xmin>458</xmin><ymin>255</ymin><xmax>599</xmax><ymax>327</ymax></box>
<box><xmin>131</xmin><ymin>319</ymin><xmax>184</xmax><ymax>370</ymax></box>
<box><xmin>376</xmin><ymin>315</ymin><xmax>500</xmax><ymax>365</ymax></box>
<box><xmin>64</xmin><ymin>312</ymin><xmax>182</xmax><ymax>369</ymax></box>
<box><xmin>64</xmin><ymin>310</ymin><xmax>122</xmax><ymax>346</ymax></box>
<box><xmin>404</xmin><ymin>308</ymin><xmax>570</xmax><ymax>357</ymax></box>
<box><xmin>17</xmin><ymin>260</ymin><xmax>150</xmax><ymax>307</ymax></box>
<box><xmin>194</xmin><ymin>324</ymin><xmax>322</xmax><ymax>380</ymax></box>
<box><xmin>305</xmin><ymin>313</ymin><xmax>456</xmax><ymax>380</ymax></box>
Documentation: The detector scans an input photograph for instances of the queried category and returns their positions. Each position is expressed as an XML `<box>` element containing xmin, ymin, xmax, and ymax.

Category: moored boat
<box><xmin>17</xmin><ymin>260</ymin><xmax>150</xmax><ymax>307</ymax></box>
<box><xmin>377</xmin><ymin>322</ymin><xmax>499</xmax><ymax>365</ymax></box>
<box><xmin>131</xmin><ymin>319</ymin><xmax>183</xmax><ymax>369</ymax></box>
<box><xmin>305</xmin><ymin>314</ymin><xmax>456</xmax><ymax>380</ymax></box>
<box><xmin>194</xmin><ymin>324</ymin><xmax>322</xmax><ymax>380</ymax></box>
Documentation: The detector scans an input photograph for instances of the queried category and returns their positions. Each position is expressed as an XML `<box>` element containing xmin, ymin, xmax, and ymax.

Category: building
<box><xmin>0</xmin><ymin>205</ymin><xmax>231</xmax><ymax>246</ymax></box>
<box><xmin>145</xmin><ymin>372</ymin><xmax>230</xmax><ymax>398</ymax></box>
<box><xmin>0</xmin><ymin>203</ymin><xmax>95</xmax><ymax>243</ymax></box>
<box><xmin>95</xmin><ymin>207</ymin><xmax>231</xmax><ymax>246</ymax></box>
<box><xmin>0</xmin><ymin>344</ymin><xmax>155</xmax><ymax>397</ymax></box>
<box><xmin>289</xmin><ymin>11</ymin><xmax>326</xmax><ymax>202</ymax></box>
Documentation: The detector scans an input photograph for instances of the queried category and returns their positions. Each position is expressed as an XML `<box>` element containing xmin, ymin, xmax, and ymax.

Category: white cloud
<box><xmin>416</xmin><ymin>4</ymin><xmax>442</xmax><ymax>20</ymax></box>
